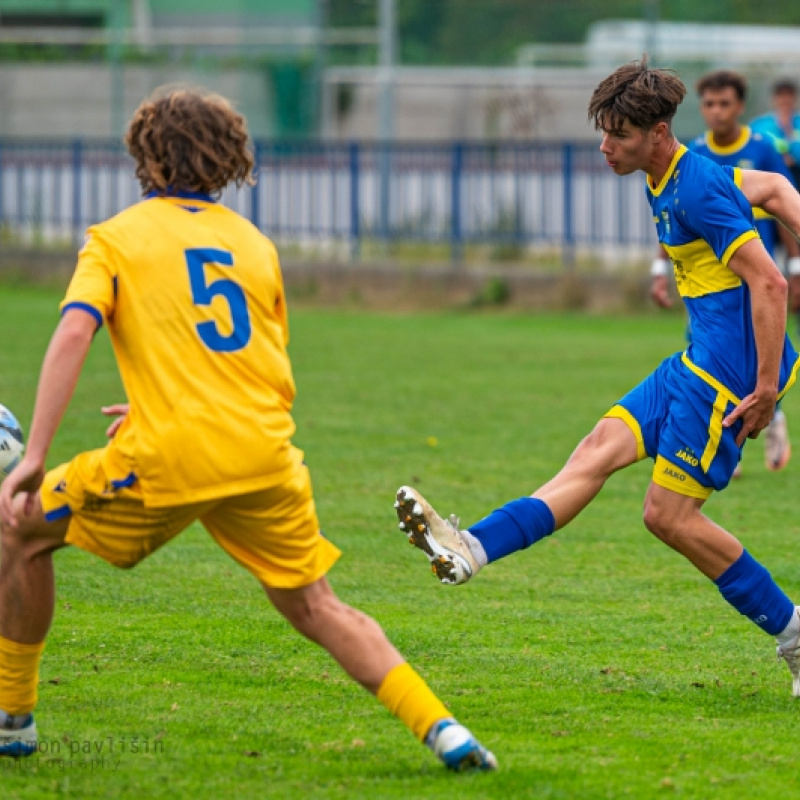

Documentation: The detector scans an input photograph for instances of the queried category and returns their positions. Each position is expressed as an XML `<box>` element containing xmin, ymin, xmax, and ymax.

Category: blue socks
<box><xmin>467</xmin><ymin>504</ymin><xmax>794</xmax><ymax>638</ymax></box>
<box><xmin>468</xmin><ymin>497</ymin><xmax>556</xmax><ymax>564</ymax></box>
<box><xmin>714</xmin><ymin>549</ymin><xmax>795</xmax><ymax>636</ymax></box>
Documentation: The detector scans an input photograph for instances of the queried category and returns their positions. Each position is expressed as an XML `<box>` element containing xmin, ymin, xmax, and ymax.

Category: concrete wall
<box><xmin>0</xmin><ymin>63</ymin><xmax>273</xmax><ymax>138</ymax></box>
<box><xmin>324</xmin><ymin>67</ymin><xmax>608</xmax><ymax>142</ymax></box>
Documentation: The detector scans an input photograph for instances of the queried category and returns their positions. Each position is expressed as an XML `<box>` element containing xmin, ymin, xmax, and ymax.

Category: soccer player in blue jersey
<box><xmin>650</xmin><ymin>69</ymin><xmax>799</xmax><ymax>472</ymax></box>
<box><xmin>750</xmin><ymin>78</ymin><xmax>800</xmax><ymax>346</ymax></box>
<box><xmin>394</xmin><ymin>58</ymin><xmax>800</xmax><ymax>698</ymax></box>
<box><xmin>751</xmin><ymin>78</ymin><xmax>800</xmax><ymax>189</ymax></box>
<box><xmin>0</xmin><ymin>88</ymin><xmax>495</xmax><ymax>770</ymax></box>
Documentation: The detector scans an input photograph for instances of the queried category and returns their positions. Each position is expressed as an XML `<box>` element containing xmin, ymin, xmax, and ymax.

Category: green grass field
<box><xmin>2</xmin><ymin>285</ymin><xmax>800</xmax><ymax>799</ymax></box>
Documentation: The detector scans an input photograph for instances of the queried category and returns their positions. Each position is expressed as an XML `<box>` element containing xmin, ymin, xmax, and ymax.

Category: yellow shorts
<box><xmin>40</xmin><ymin>449</ymin><xmax>341</xmax><ymax>589</ymax></box>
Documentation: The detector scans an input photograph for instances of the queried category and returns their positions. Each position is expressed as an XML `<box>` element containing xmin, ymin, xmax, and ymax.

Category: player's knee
<box><xmin>0</xmin><ymin>519</ymin><xmax>46</xmax><ymax>560</ymax></box>
<box><xmin>642</xmin><ymin>498</ymin><xmax>679</xmax><ymax>544</ymax></box>
<box><xmin>273</xmin><ymin>583</ymin><xmax>341</xmax><ymax>636</ymax></box>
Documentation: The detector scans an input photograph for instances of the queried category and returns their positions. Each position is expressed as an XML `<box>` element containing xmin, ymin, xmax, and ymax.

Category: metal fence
<box><xmin>0</xmin><ymin>139</ymin><xmax>656</xmax><ymax>261</ymax></box>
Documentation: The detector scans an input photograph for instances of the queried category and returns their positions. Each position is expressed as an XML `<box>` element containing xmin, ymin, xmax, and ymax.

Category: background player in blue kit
<box><xmin>751</xmin><ymin>78</ymin><xmax>800</xmax><ymax>344</ymax></box>
<box><xmin>651</xmin><ymin>69</ymin><xmax>800</xmax><ymax>473</ymax></box>
<box><xmin>394</xmin><ymin>59</ymin><xmax>800</xmax><ymax>698</ymax></box>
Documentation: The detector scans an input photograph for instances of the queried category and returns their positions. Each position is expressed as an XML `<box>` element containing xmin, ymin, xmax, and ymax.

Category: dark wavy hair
<box><xmin>696</xmin><ymin>70</ymin><xmax>747</xmax><ymax>101</ymax></box>
<box><xmin>124</xmin><ymin>87</ymin><xmax>256</xmax><ymax>197</ymax></box>
<box><xmin>588</xmin><ymin>57</ymin><xmax>687</xmax><ymax>134</ymax></box>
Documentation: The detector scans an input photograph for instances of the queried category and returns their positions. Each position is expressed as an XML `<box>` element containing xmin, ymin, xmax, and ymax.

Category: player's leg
<box><xmin>396</xmin><ymin>401</ymin><xmax>646</xmax><ymax>584</ymax></box>
<box><xmin>642</xmin><ymin>482</ymin><xmax>800</xmax><ymax>695</ymax></box>
<box><xmin>393</xmin><ymin>354</ymin><xmax>675</xmax><ymax>585</ymax></box>
<box><xmin>764</xmin><ymin>402</ymin><xmax>791</xmax><ymax>471</ymax></box>
<box><xmin>265</xmin><ymin>577</ymin><xmax>496</xmax><ymax>770</ymax></box>
<box><xmin>0</xmin><ymin>450</ymin><xmax>205</xmax><ymax>758</ymax></box>
<box><xmin>0</xmin><ymin>492</ymin><xmax>69</xmax><ymax>756</ymax></box>
<box><xmin>643</xmin><ymin>363</ymin><xmax>800</xmax><ymax>695</ymax></box>
<box><xmin>203</xmin><ymin>464</ymin><xmax>496</xmax><ymax>771</ymax></box>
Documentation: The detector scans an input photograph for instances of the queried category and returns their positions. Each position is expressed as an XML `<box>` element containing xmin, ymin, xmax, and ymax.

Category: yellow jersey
<box><xmin>62</xmin><ymin>191</ymin><xmax>301</xmax><ymax>507</ymax></box>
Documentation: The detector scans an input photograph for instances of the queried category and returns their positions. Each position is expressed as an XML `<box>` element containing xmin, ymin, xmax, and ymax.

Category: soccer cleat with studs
<box><xmin>394</xmin><ymin>486</ymin><xmax>479</xmax><ymax>585</ymax></box>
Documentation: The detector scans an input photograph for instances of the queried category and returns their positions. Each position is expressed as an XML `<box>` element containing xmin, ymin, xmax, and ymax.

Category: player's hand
<box><xmin>650</xmin><ymin>276</ymin><xmax>673</xmax><ymax>308</ymax></box>
<box><xmin>0</xmin><ymin>455</ymin><xmax>46</xmax><ymax>529</ymax></box>
<box><xmin>102</xmin><ymin>404</ymin><xmax>129</xmax><ymax>438</ymax></box>
<box><xmin>722</xmin><ymin>392</ymin><xmax>777</xmax><ymax>447</ymax></box>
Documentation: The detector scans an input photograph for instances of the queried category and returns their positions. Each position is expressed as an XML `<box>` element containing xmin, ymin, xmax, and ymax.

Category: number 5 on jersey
<box><xmin>185</xmin><ymin>248</ymin><xmax>252</xmax><ymax>353</ymax></box>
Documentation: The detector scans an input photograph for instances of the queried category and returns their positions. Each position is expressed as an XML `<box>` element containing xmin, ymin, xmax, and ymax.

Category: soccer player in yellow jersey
<box><xmin>394</xmin><ymin>59</ymin><xmax>800</xmax><ymax>699</ymax></box>
<box><xmin>0</xmin><ymin>88</ymin><xmax>495</xmax><ymax>770</ymax></box>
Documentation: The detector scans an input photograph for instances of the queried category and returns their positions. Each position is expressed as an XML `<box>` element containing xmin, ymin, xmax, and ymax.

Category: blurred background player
<box><xmin>0</xmin><ymin>87</ymin><xmax>495</xmax><ymax>772</ymax></box>
<box><xmin>650</xmin><ymin>69</ymin><xmax>798</xmax><ymax>473</ymax></box>
<box><xmin>751</xmin><ymin>78</ymin><xmax>800</xmax><ymax>188</ymax></box>
<box><xmin>751</xmin><ymin>77</ymin><xmax>800</xmax><ymax>347</ymax></box>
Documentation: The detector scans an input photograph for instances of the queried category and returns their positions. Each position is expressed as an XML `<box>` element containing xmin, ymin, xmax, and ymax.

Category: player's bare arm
<box><xmin>0</xmin><ymin>309</ymin><xmax>95</xmax><ymax>527</ymax></box>
<box><xmin>739</xmin><ymin>170</ymin><xmax>800</xmax><ymax>239</ymax></box>
<box><xmin>722</xmin><ymin>237</ymin><xmax>788</xmax><ymax>445</ymax></box>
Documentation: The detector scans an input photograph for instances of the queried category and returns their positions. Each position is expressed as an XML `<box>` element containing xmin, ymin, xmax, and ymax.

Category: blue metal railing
<box><xmin>0</xmin><ymin>139</ymin><xmax>655</xmax><ymax>261</ymax></box>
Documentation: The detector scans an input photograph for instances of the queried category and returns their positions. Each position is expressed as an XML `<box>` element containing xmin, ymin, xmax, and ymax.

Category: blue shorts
<box><xmin>605</xmin><ymin>353</ymin><xmax>745</xmax><ymax>499</ymax></box>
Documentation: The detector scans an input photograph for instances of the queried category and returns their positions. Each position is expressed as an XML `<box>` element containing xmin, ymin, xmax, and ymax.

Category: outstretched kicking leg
<box><xmin>395</xmin><ymin>416</ymin><xmax>638</xmax><ymax>584</ymax></box>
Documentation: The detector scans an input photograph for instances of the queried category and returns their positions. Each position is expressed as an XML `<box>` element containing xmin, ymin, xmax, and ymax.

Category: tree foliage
<box><xmin>328</xmin><ymin>0</ymin><xmax>800</xmax><ymax>66</ymax></box>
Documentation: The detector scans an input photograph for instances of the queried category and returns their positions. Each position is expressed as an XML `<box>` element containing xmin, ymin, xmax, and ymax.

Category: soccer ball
<box><xmin>0</xmin><ymin>404</ymin><xmax>25</xmax><ymax>483</ymax></box>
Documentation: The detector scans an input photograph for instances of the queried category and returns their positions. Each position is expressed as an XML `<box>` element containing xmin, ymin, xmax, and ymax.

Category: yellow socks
<box><xmin>376</xmin><ymin>662</ymin><xmax>451</xmax><ymax>741</ymax></box>
<box><xmin>0</xmin><ymin>634</ymin><xmax>45</xmax><ymax>715</ymax></box>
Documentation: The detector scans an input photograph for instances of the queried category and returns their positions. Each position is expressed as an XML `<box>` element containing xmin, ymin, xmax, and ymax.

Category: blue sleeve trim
<box><xmin>44</xmin><ymin>505</ymin><xmax>72</xmax><ymax>522</ymax></box>
<box><xmin>110</xmin><ymin>472</ymin><xmax>137</xmax><ymax>490</ymax></box>
<box><xmin>61</xmin><ymin>302</ymin><xmax>103</xmax><ymax>329</ymax></box>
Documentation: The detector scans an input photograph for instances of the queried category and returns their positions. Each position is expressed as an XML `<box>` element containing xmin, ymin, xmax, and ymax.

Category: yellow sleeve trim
<box><xmin>652</xmin><ymin>456</ymin><xmax>713</xmax><ymax>499</ymax></box>
<box><xmin>604</xmin><ymin>405</ymin><xmax>647</xmax><ymax>461</ymax></box>
<box><xmin>731</xmin><ymin>166</ymin><xmax>743</xmax><ymax>188</ymax></box>
<box><xmin>680</xmin><ymin>353</ymin><xmax>741</xmax><ymax>406</ymax></box>
<box><xmin>721</xmin><ymin>229</ymin><xmax>759</xmax><ymax>266</ymax></box>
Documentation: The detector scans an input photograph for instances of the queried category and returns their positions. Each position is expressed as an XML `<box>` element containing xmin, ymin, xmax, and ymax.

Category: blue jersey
<box><xmin>647</xmin><ymin>146</ymin><xmax>799</xmax><ymax>402</ymax></box>
<box><xmin>750</xmin><ymin>112</ymin><xmax>800</xmax><ymax>183</ymax></box>
<box><xmin>688</xmin><ymin>127</ymin><xmax>792</xmax><ymax>256</ymax></box>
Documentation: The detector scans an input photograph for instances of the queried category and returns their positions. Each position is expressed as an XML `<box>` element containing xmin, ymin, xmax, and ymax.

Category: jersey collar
<box><xmin>647</xmin><ymin>144</ymin><xmax>688</xmax><ymax>196</ymax></box>
<box><xmin>704</xmin><ymin>126</ymin><xmax>751</xmax><ymax>156</ymax></box>
<box><xmin>146</xmin><ymin>189</ymin><xmax>216</xmax><ymax>203</ymax></box>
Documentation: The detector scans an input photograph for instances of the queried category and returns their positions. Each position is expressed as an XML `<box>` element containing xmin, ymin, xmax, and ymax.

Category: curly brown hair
<box><xmin>588</xmin><ymin>57</ymin><xmax>687</xmax><ymax>134</ymax></box>
<box><xmin>124</xmin><ymin>87</ymin><xmax>256</xmax><ymax>197</ymax></box>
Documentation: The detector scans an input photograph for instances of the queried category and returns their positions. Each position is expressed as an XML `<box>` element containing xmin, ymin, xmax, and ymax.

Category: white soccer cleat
<box><xmin>0</xmin><ymin>714</ymin><xmax>37</xmax><ymax>758</ymax></box>
<box><xmin>765</xmin><ymin>409</ymin><xmax>791</xmax><ymax>471</ymax></box>
<box><xmin>431</xmin><ymin>720</ymin><xmax>497</xmax><ymax>772</ymax></box>
<box><xmin>777</xmin><ymin>607</ymin><xmax>800</xmax><ymax>698</ymax></box>
<box><xmin>394</xmin><ymin>486</ymin><xmax>479</xmax><ymax>585</ymax></box>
